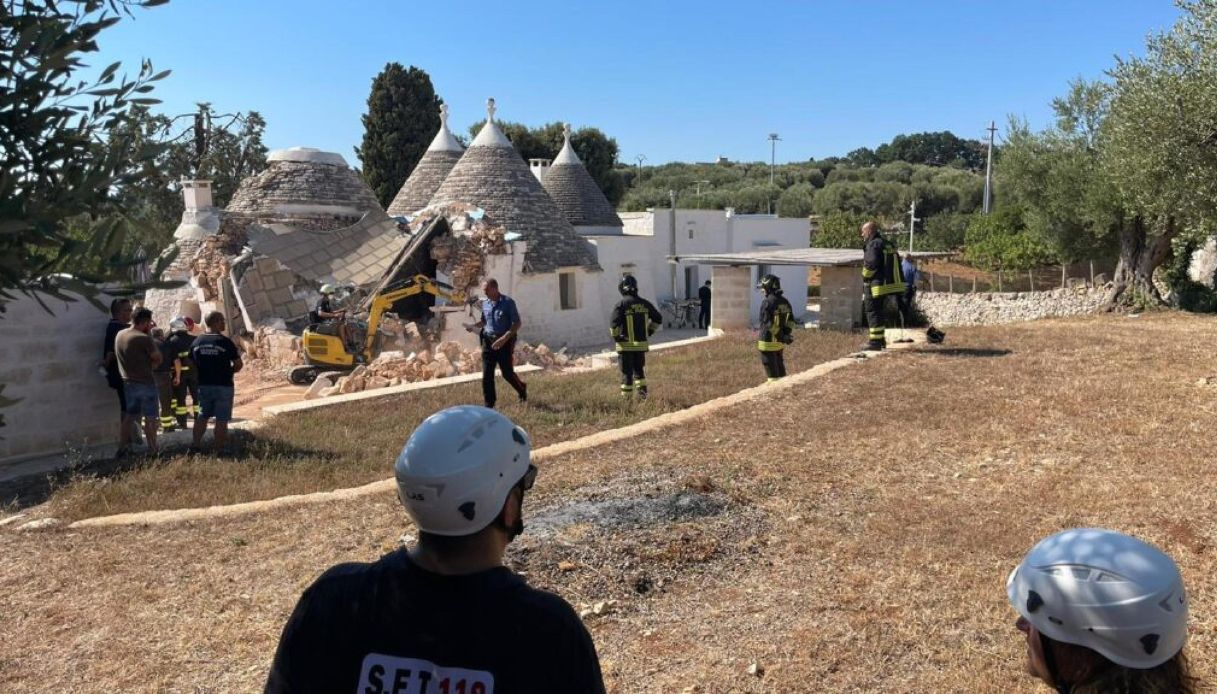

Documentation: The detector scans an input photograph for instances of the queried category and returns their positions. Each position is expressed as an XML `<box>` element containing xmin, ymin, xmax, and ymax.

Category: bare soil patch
<box><xmin>2</xmin><ymin>312</ymin><xmax>1215</xmax><ymax>692</ymax></box>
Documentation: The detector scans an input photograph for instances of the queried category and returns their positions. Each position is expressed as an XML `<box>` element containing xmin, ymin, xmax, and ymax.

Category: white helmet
<box><xmin>1007</xmin><ymin>528</ymin><xmax>1188</xmax><ymax>669</ymax></box>
<box><xmin>394</xmin><ymin>406</ymin><xmax>532</xmax><ymax>536</ymax></box>
<box><xmin>169</xmin><ymin>317</ymin><xmax>189</xmax><ymax>333</ymax></box>
<box><xmin>319</xmin><ymin>283</ymin><xmax>336</xmax><ymax>295</ymax></box>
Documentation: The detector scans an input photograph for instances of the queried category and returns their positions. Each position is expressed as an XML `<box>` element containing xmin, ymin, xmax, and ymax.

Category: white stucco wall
<box><xmin>481</xmin><ymin>247</ymin><xmax>607</xmax><ymax>349</ymax></box>
<box><xmin>595</xmin><ymin>210</ymin><xmax>809</xmax><ymax>326</ymax></box>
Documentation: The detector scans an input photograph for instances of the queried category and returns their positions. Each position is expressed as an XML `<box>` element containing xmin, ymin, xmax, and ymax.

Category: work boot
<box><xmin>861</xmin><ymin>340</ymin><xmax>886</xmax><ymax>351</ymax></box>
<box><xmin>637</xmin><ymin>388</ymin><xmax>648</xmax><ymax>401</ymax></box>
<box><xmin>926</xmin><ymin>327</ymin><xmax>946</xmax><ymax>344</ymax></box>
<box><xmin>518</xmin><ymin>383</ymin><xmax>528</xmax><ymax>403</ymax></box>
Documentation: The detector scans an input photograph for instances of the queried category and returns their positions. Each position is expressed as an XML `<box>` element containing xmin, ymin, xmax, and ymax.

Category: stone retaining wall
<box><xmin>915</xmin><ymin>287</ymin><xmax>1107</xmax><ymax>327</ymax></box>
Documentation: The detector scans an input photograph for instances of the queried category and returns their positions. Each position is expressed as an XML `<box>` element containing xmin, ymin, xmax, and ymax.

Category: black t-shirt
<box><xmin>190</xmin><ymin>333</ymin><xmax>240</xmax><ymax>387</ymax></box>
<box><xmin>103</xmin><ymin>319</ymin><xmax>128</xmax><ymax>385</ymax></box>
<box><xmin>265</xmin><ymin>550</ymin><xmax>605</xmax><ymax>694</ymax></box>
<box><xmin>314</xmin><ymin>296</ymin><xmax>335</xmax><ymax>317</ymax></box>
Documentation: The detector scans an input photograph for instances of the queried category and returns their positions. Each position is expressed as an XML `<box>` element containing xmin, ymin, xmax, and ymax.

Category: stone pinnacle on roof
<box><xmin>426</xmin><ymin>101</ymin><xmax>599</xmax><ymax>273</ymax></box>
<box><xmin>542</xmin><ymin>122</ymin><xmax>623</xmax><ymax>229</ymax></box>
<box><xmin>387</xmin><ymin>103</ymin><xmax>465</xmax><ymax>216</ymax></box>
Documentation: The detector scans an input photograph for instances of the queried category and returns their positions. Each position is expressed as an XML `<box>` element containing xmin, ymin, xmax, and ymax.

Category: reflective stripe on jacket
<box><xmin>611</xmin><ymin>296</ymin><xmax>662</xmax><ymax>352</ymax></box>
<box><xmin>863</xmin><ymin>234</ymin><xmax>907</xmax><ymax>297</ymax></box>
<box><xmin>757</xmin><ymin>292</ymin><xmax>795</xmax><ymax>352</ymax></box>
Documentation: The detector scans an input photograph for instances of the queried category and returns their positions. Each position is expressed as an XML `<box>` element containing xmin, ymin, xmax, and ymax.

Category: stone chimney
<box><xmin>529</xmin><ymin>158</ymin><xmax>551</xmax><ymax>183</ymax></box>
<box><xmin>173</xmin><ymin>179</ymin><xmax>221</xmax><ymax>241</ymax></box>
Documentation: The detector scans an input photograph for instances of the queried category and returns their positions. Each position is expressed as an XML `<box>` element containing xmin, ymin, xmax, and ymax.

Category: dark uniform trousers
<box><xmin>154</xmin><ymin>372</ymin><xmax>177</xmax><ymax>430</ymax></box>
<box><xmin>863</xmin><ymin>289</ymin><xmax>892</xmax><ymax>345</ymax></box>
<box><xmin>619</xmin><ymin>351</ymin><xmax>647</xmax><ymax>393</ymax></box>
<box><xmin>173</xmin><ymin>368</ymin><xmax>199</xmax><ymax>427</ymax></box>
<box><xmin>760</xmin><ymin>350</ymin><xmax>787</xmax><ymax>380</ymax></box>
<box><xmin>481</xmin><ymin>334</ymin><xmax>527</xmax><ymax>408</ymax></box>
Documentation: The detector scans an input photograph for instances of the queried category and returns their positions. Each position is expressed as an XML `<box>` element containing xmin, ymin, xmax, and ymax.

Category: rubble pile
<box><xmin>305</xmin><ymin>340</ymin><xmax>588</xmax><ymax>399</ymax></box>
<box><xmin>413</xmin><ymin>203</ymin><xmax>508</xmax><ymax>294</ymax></box>
<box><xmin>240</xmin><ymin>326</ymin><xmax>304</xmax><ymax>382</ymax></box>
<box><xmin>190</xmin><ymin>219</ymin><xmax>250</xmax><ymax>302</ymax></box>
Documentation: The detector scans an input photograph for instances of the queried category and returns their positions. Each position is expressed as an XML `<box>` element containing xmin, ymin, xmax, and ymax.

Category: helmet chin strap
<box><xmin>1040</xmin><ymin>632</ymin><xmax>1072</xmax><ymax>694</ymax></box>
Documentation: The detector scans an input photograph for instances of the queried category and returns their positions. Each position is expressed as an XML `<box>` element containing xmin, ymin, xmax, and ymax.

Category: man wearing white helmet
<box><xmin>1007</xmin><ymin>528</ymin><xmax>1197</xmax><ymax>693</ymax></box>
<box><xmin>266</xmin><ymin>406</ymin><xmax>605</xmax><ymax>694</ymax></box>
<box><xmin>312</xmin><ymin>283</ymin><xmax>354</xmax><ymax>352</ymax></box>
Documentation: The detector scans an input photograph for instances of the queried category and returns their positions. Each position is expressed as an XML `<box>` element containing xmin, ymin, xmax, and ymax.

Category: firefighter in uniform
<box><xmin>166</xmin><ymin>316</ymin><xmax>199</xmax><ymax>428</ymax></box>
<box><xmin>757</xmin><ymin>274</ymin><xmax>796</xmax><ymax>382</ymax></box>
<box><xmin>610</xmin><ymin>275</ymin><xmax>662</xmax><ymax>399</ymax></box>
<box><xmin>152</xmin><ymin>328</ymin><xmax>178</xmax><ymax>431</ymax></box>
<box><xmin>861</xmin><ymin>221</ymin><xmax>907</xmax><ymax>351</ymax></box>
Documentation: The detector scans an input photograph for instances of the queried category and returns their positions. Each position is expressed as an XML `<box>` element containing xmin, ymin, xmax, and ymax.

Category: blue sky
<box><xmin>95</xmin><ymin>0</ymin><xmax>1180</xmax><ymax>165</ymax></box>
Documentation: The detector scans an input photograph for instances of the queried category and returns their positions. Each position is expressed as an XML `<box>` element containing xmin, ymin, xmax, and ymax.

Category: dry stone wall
<box><xmin>915</xmin><ymin>288</ymin><xmax>1106</xmax><ymax>327</ymax></box>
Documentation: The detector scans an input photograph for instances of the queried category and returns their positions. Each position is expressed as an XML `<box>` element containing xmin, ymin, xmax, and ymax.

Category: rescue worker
<box><xmin>896</xmin><ymin>256</ymin><xmax>946</xmax><ymax>345</ymax></box>
<box><xmin>313</xmin><ymin>284</ymin><xmax>354</xmax><ymax>351</ymax></box>
<box><xmin>152</xmin><ymin>327</ymin><xmax>178</xmax><ymax>431</ymax></box>
<box><xmin>266</xmin><ymin>407</ymin><xmax>606</xmax><ymax>693</ymax></box>
<box><xmin>860</xmin><ymin>221</ymin><xmax>906</xmax><ymax>351</ymax></box>
<box><xmin>1007</xmin><ymin>528</ymin><xmax>1196</xmax><ymax>693</ymax></box>
<box><xmin>609</xmin><ymin>275</ymin><xmax>662</xmax><ymax>398</ymax></box>
<box><xmin>757</xmin><ymin>274</ymin><xmax>796</xmax><ymax>382</ymax></box>
<box><xmin>165</xmin><ymin>316</ymin><xmax>198</xmax><ymax>428</ymax></box>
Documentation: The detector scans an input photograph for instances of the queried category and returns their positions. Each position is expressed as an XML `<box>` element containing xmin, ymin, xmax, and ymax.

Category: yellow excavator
<box><xmin>288</xmin><ymin>274</ymin><xmax>467</xmax><ymax>385</ymax></box>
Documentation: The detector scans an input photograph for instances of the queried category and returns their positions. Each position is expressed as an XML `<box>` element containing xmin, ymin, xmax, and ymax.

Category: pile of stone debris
<box><xmin>303</xmin><ymin>341</ymin><xmax>588</xmax><ymax>399</ymax></box>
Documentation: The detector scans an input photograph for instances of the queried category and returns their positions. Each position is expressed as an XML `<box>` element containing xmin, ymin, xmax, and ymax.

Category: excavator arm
<box><xmin>363</xmin><ymin>275</ymin><xmax>467</xmax><ymax>354</ymax></box>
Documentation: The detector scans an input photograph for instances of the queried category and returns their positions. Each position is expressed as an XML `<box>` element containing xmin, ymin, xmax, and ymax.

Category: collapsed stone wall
<box><xmin>413</xmin><ymin>203</ymin><xmax>508</xmax><ymax>295</ymax></box>
<box><xmin>915</xmin><ymin>287</ymin><xmax>1107</xmax><ymax>327</ymax></box>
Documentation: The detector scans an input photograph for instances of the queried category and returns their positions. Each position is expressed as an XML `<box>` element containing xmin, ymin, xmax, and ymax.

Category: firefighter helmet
<box><xmin>1007</xmin><ymin>528</ymin><xmax>1188</xmax><ymax>669</ymax></box>
<box><xmin>169</xmin><ymin>317</ymin><xmax>189</xmax><ymax>333</ymax></box>
<box><xmin>618</xmin><ymin>274</ymin><xmax>638</xmax><ymax>296</ymax></box>
<box><xmin>394</xmin><ymin>406</ymin><xmax>534</xmax><ymax>536</ymax></box>
<box><xmin>758</xmin><ymin>274</ymin><xmax>781</xmax><ymax>294</ymax></box>
<box><xmin>319</xmin><ymin>284</ymin><xmax>336</xmax><ymax>295</ymax></box>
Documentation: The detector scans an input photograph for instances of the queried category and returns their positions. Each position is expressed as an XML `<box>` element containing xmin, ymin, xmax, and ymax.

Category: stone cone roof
<box><xmin>226</xmin><ymin>147</ymin><xmax>382</xmax><ymax>225</ymax></box>
<box><xmin>387</xmin><ymin>104</ymin><xmax>465</xmax><ymax>218</ymax></box>
<box><xmin>426</xmin><ymin>108</ymin><xmax>598</xmax><ymax>273</ymax></box>
<box><xmin>388</xmin><ymin>149</ymin><xmax>462</xmax><ymax>217</ymax></box>
<box><xmin>542</xmin><ymin>124</ymin><xmax>622</xmax><ymax>229</ymax></box>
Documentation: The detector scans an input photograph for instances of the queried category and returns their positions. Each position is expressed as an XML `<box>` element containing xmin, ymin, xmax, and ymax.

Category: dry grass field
<box><xmin>2</xmin><ymin>313</ymin><xmax>1216</xmax><ymax>692</ymax></box>
<box><xmin>40</xmin><ymin>330</ymin><xmax>857</xmax><ymax>521</ymax></box>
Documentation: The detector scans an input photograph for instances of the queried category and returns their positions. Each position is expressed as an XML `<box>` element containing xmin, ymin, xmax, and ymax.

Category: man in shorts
<box><xmin>114</xmin><ymin>307</ymin><xmax>163</xmax><ymax>455</ymax></box>
<box><xmin>190</xmin><ymin>311</ymin><xmax>243</xmax><ymax>454</ymax></box>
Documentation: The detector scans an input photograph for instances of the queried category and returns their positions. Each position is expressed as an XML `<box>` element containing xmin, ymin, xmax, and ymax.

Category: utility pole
<box><xmin>694</xmin><ymin>180</ymin><xmax>711</xmax><ymax>208</ymax></box>
<box><xmin>983</xmin><ymin>120</ymin><xmax>996</xmax><ymax>214</ymax></box>
<box><xmin>768</xmin><ymin>133</ymin><xmax>781</xmax><ymax>185</ymax></box>
<box><xmin>669</xmin><ymin>190</ymin><xmax>678</xmax><ymax>302</ymax></box>
<box><xmin>908</xmin><ymin>199</ymin><xmax>921</xmax><ymax>253</ymax></box>
<box><xmin>635</xmin><ymin>154</ymin><xmax>646</xmax><ymax>188</ymax></box>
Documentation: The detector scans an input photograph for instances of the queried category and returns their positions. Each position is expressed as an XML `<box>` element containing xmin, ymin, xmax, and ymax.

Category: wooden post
<box><xmin>929</xmin><ymin>271</ymin><xmax>935</xmax><ymax>292</ymax></box>
<box><xmin>1089</xmin><ymin>260</ymin><xmax>1095</xmax><ymax>287</ymax></box>
<box><xmin>1029</xmin><ymin>269</ymin><xmax>1035</xmax><ymax>291</ymax></box>
<box><xmin>997</xmin><ymin>269</ymin><xmax>1003</xmax><ymax>292</ymax></box>
<box><xmin>1061</xmin><ymin>263</ymin><xmax>1067</xmax><ymax>289</ymax></box>
<box><xmin>972</xmin><ymin>275</ymin><xmax>977</xmax><ymax>293</ymax></box>
<box><xmin>949</xmin><ymin>274</ymin><xmax>954</xmax><ymax>293</ymax></box>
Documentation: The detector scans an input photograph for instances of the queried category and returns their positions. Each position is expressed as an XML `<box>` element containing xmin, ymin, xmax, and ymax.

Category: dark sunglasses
<box><xmin>518</xmin><ymin>464</ymin><xmax>537</xmax><ymax>492</ymax></box>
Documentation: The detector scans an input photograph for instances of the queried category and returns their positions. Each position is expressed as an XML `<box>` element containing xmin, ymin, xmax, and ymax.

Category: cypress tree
<box><xmin>356</xmin><ymin>63</ymin><xmax>442</xmax><ymax>208</ymax></box>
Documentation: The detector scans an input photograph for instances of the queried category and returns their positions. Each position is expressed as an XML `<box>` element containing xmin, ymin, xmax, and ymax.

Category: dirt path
<box><xmin>2</xmin><ymin>313</ymin><xmax>1216</xmax><ymax>692</ymax></box>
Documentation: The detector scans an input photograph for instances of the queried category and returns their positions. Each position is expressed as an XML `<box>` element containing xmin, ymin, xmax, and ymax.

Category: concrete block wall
<box><xmin>710</xmin><ymin>266</ymin><xmax>752</xmax><ymax>330</ymax></box>
<box><xmin>0</xmin><ymin>289</ymin><xmax>119</xmax><ymax>469</ymax></box>
<box><xmin>820</xmin><ymin>266</ymin><xmax>864</xmax><ymax>330</ymax></box>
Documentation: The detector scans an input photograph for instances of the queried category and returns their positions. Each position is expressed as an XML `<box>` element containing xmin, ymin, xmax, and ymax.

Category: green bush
<box><xmin>922</xmin><ymin>212</ymin><xmax>969</xmax><ymax>251</ymax></box>
<box><xmin>1162</xmin><ymin>237</ymin><xmax>1217</xmax><ymax>313</ymax></box>
<box><xmin>963</xmin><ymin>208</ymin><xmax>1056</xmax><ymax>271</ymax></box>
<box><xmin>813</xmin><ymin>211</ymin><xmax>870</xmax><ymax>249</ymax></box>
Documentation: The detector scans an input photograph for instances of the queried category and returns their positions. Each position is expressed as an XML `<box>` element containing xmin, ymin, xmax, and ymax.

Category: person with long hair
<box><xmin>1007</xmin><ymin>528</ymin><xmax>1197</xmax><ymax>693</ymax></box>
